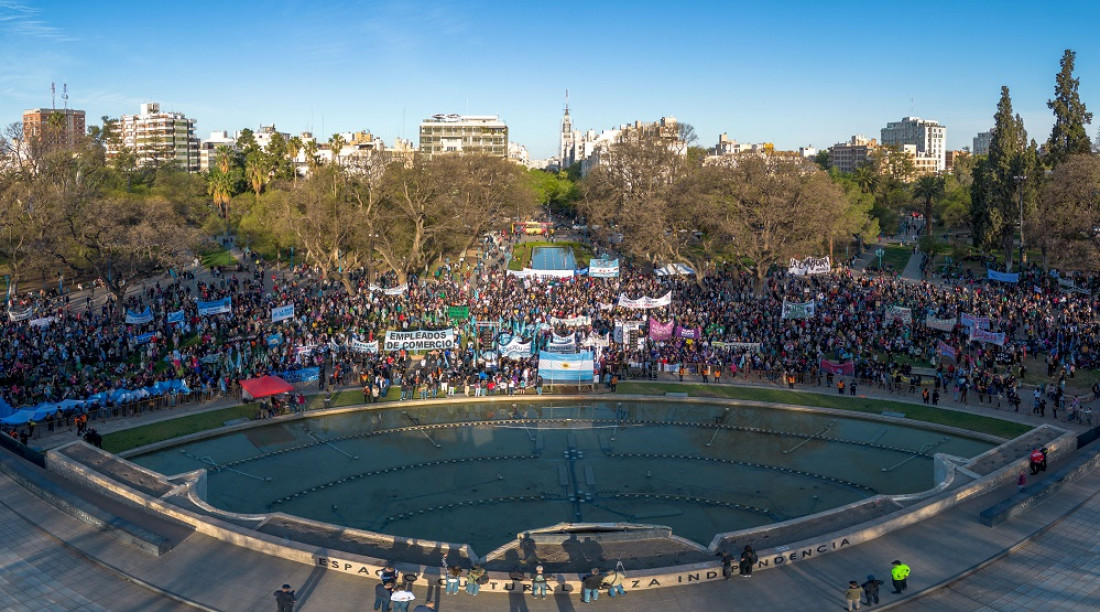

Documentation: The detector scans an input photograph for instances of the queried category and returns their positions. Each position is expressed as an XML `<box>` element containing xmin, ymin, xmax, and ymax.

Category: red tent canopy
<box><xmin>239</xmin><ymin>376</ymin><xmax>294</xmax><ymax>399</ymax></box>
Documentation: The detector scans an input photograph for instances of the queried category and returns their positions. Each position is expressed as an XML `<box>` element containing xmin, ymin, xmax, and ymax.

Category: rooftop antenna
<box><xmin>51</xmin><ymin>82</ymin><xmax>56</xmax><ymax>109</ymax></box>
<box><xmin>63</xmin><ymin>83</ymin><xmax>69</xmax><ymax>110</ymax></box>
<box><xmin>402</xmin><ymin>106</ymin><xmax>406</xmax><ymax>140</ymax></box>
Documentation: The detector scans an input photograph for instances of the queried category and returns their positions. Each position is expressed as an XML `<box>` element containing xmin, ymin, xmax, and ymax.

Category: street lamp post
<box><xmin>1014</xmin><ymin>175</ymin><xmax>1027</xmax><ymax>270</ymax></box>
<box><xmin>875</xmin><ymin>248</ymin><xmax>884</xmax><ymax>273</ymax></box>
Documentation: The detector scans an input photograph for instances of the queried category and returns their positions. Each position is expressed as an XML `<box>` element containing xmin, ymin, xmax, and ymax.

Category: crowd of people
<box><xmin>2</xmin><ymin>229</ymin><xmax>1099</xmax><ymax>439</ymax></box>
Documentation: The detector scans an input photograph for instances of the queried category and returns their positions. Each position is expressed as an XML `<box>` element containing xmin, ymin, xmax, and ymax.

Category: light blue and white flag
<box><xmin>197</xmin><ymin>298</ymin><xmax>232</xmax><ymax>316</ymax></box>
<box><xmin>272</xmin><ymin>303</ymin><xmax>295</xmax><ymax>322</ymax></box>
<box><xmin>589</xmin><ymin>258</ymin><xmax>620</xmax><ymax>278</ymax></box>
<box><xmin>167</xmin><ymin>310</ymin><xmax>185</xmax><ymax>324</ymax></box>
<box><xmin>538</xmin><ymin>350</ymin><xmax>595</xmax><ymax>383</ymax></box>
<box><xmin>125</xmin><ymin>307</ymin><xmax>154</xmax><ymax>325</ymax></box>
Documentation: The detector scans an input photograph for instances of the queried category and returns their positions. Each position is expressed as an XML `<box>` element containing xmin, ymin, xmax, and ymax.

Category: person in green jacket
<box><xmin>890</xmin><ymin>560</ymin><xmax>910</xmax><ymax>594</ymax></box>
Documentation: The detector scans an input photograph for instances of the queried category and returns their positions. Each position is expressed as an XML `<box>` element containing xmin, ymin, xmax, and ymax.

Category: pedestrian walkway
<box><xmin>3</xmin><ymin>435</ymin><xmax>1099</xmax><ymax>611</ymax></box>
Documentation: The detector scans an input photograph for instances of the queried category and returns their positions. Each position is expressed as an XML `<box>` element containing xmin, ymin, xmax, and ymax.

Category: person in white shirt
<box><xmin>390</xmin><ymin>586</ymin><xmax>415</xmax><ymax>612</ymax></box>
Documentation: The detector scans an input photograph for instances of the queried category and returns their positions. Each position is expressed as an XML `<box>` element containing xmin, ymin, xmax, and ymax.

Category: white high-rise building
<box><xmin>418</xmin><ymin>114</ymin><xmax>508</xmax><ymax>158</ymax></box>
<box><xmin>880</xmin><ymin>116</ymin><xmax>946</xmax><ymax>173</ymax></box>
<box><xmin>109</xmin><ymin>102</ymin><xmax>199</xmax><ymax>172</ymax></box>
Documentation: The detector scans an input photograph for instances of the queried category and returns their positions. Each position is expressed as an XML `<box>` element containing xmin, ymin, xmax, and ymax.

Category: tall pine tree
<box><xmin>1046</xmin><ymin>49</ymin><xmax>1093</xmax><ymax>166</ymax></box>
<box><xmin>970</xmin><ymin>86</ymin><xmax>1037</xmax><ymax>271</ymax></box>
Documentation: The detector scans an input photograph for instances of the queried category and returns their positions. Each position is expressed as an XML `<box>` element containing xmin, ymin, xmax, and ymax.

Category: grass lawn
<box><xmin>102</xmin><ymin>404</ymin><xmax>260</xmax><ymax>453</ymax></box>
<box><xmin>617</xmin><ymin>382</ymin><xmax>1032</xmax><ymax>439</ymax></box>
<box><xmin>509</xmin><ymin>241</ymin><xmax>595</xmax><ymax>271</ymax></box>
<box><xmin>199</xmin><ymin>245</ymin><xmax>236</xmax><ymax>268</ymax></box>
<box><xmin>878</xmin><ymin>244</ymin><xmax>913</xmax><ymax>272</ymax></box>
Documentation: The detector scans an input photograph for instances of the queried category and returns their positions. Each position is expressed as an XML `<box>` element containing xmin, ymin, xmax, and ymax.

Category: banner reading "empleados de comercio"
<box><xmin>383</xmin><ymin>329</ymin><xmax>456</xmax><ymax>352</ymax></box>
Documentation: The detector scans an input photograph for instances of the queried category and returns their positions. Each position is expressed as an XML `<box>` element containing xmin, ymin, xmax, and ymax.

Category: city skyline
<box><xmin>2</xmin><ymin>0</ymin><xmax>1098</xmax><ymax>160</ymax></box>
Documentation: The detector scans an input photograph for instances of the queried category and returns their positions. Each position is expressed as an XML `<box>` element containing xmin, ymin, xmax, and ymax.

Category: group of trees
<box><xmin>0</xmin><ymin>127</ymin><xmax>204</xmax><ymax>304</ymax></box>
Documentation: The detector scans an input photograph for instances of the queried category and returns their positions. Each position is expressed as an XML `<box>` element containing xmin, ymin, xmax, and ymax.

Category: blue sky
<box><xmin>2</xmin><ymin>0</ymin><xmax>1098</xmax><ymax>159</ymax></box>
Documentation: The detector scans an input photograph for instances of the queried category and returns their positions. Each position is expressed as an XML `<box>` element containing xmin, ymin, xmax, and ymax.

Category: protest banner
<box><xmin>970</xmin><ymin>327</ymin><xmax>1006</xmax><ymax>346</ymax></box>
<box><xmin>447</xmin><ymin>306</ymin><xmax>469</xmax><ymax>320</ymax></box>
<box><xmin>197</xmin><ymin>298</ymin><xmax>232</xmax><ymax>316</ymax></box>
<box><xmin>649</xmin><ymin>319</ymin><xmax>674</xmax><ymax>341</ymax></box>
<box><xmin>588</xmin><ymin>258</ymin><xmax>620</xmax><ymax>278</ymax></box>
<box><xmin>125</xmin><ymin>307</ymin><xmax>154</xmax><ymax>325</ymax></box>
<box><xmin>925</xmin><ymin>315</ymin><xmax>956</xmax><ymax>331</ymax></box>
<box><xmin>987</xmin><ymin>269</ymin><xmax>1019</xmax><ymax>283</ymax></box>
<box><xmin>788</xmin><ymin>256</ymin><xmax>831</xmax><ymax>277</ymax></box>
<box><xmin>618</xmin><ymin>291</ymin><xmax>672</xmax><ymax>309</ymax></box>
<box><xmin>272</xmin><ymin>303</ymin><xmax>294</xmax><ymax>322</ymax></box>
<box><xmin>383</xmin><ymin>329</ymin><xmax>456</xmax><ymax>352</ymax></box>
<box><xmin>819</xmin><ymin>358</ymin><xmax>854</xmax><ymax>376</ymax></box>
<box><xmin>781</xmin><ymin>300</ymin><xmax>815</xmax><ymax>319</ymax></box>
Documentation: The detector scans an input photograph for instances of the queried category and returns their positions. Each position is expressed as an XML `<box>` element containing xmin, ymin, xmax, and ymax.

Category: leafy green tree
<box><xmin>1033</xmin><ymin>154</ymin><xmax>1100</xmax><ymax>269</ymax></box>
<box><xmin>328</xmin><ymin>133</ymin><xmax>346</xmax><ymax>165</ymax></box>
<box><xmin>970</xmin><ymin>86</ymin><xmax>1038</xmax><ymax>270</ymax></box>
<box><xmin>912</xmin><ymin>175</ymin><xmax>945</xmax><ymax>236</ymax></box>
<box><xmin>1045</xmin><ymin>49</ymin><xmax>1093</xmax><ymax>167</ymax></box>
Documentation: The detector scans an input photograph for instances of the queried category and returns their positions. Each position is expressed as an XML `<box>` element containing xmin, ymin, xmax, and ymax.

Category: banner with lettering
<box><xmin>167</xmin><ymin>310</ymin><xmax>185</xmax><ymax>325</ymax></box>
<box><xmin>383</xmin><ymin>329</ymin><xmax>456</xmax><ymax>352</ymax></box>
<box><xmin>649</xmin><ymin>319</ymin><xmax>674</xmax><ymax>341</ymax></box>
<box><xmin>351</xmin><ymin>339</ymin><xmax>379</xmax><ymax>353</ymax></box>
<box><xmin>925</xmin><ymin>315</ymin><xmax>956</xmax><ymax>332</ymax></box>
<box><xmin>7</xmin><ymin>308</ymin><xmax>33</xmax><ymax>322</ymax></box>
<box><xmin>937</xmin><ymin>340</ymin><xmax>957</xmax><ymax>361</ymax></box>
<box><xmin>280</xmin><ymin>367</ymin><xmax>320</xmax><ymax>383</ymax></box>
<box><xmin>987</xmin><ymin>269</ymin><xmax>1019</xmax><ymax>283</ymax></box>
<box><xmin>500</xmin><ymin>337</ymin><xmax>533</xmax><ymax>358</ymax></box>
<box><xmin>614</xmin><ymin>321</ymin><xmax>644</xmax><ymax>343</ymax></box>
<box><xmin>29</xmin><ymin>316</ymin><xmax>55</xmax><ymax>328</ymax></box>
<box><xmin>960</xmin><ymin>313</ymin><xmax>990</xmax><ymax>330</ymax></box>
<box><xmin>580</xmin><ymin>333</ymin><xmax>610</xmax><ymax>348</ymax></box>
<box><xmin>272</xmin><ymin>303</ymin><xmax>295</xmax><ymax>323</ymax></box>
<box><xmin>132</xmin><ymin>332</ymin><xmax>155</xmax><ymax>344</ymax></box>
<box><xmin>447</xmin><ymin>306</ymin><xmax>469</xmax><ymax>320</ymax></box>
<box><xmin>781</xmin><ymin>300</ymin><xmax>816</xmax><ymax>319</ymax></box>
<box><xmin>370</xmin><ymin>284</ymin><xmax>408</xmax><ymax>296</ymax></box>
<box><xmin>588</xmin><ymin>258</ymin><xmax>620</xmax><ymax>278</ymax></box>
<box><xmin>970</xmin><ymin>327</ymin><xmax>1006</xmax><ymax>346</ymax></box>
<box><xmin>550</xmin><ymin>315</ymin><xmax>591</xmax><ymax>327</ymax></box>
<box><xmin>819</xmin><ymin>358</ymin><xmax>854</xmax><ymax>376</ymax></box>
<box><xmin>883</xmin><ymin>306</ymin><xmax>912</xmax><ymax>325</ymax></box>
<box><xmin>125</xmin><ymin>307</ymin><xmax>154</xmax><ymax>325</ymax></box>
<box><xmin>617</xmin><ymin>291</ymin><xmax>672</xmax><ymax>310</ymax></box>
<box><xmin>788</xmin><ymin>256</ymin><xmax>831</xmax><ymax>277</ymax></box>
<box><xmin>197</xmin><ymin>298</ymin><xmax>232</xmax><ymax>316</ymax></box>
<box><xmin>712</xmin><ymin>341</ymin><xmax>762</xmax><ymax>352</ymax></box>
<box><xmin>675</xmin><ymin>325</ymin><xmax>702</xmax><ymax>340</ymax></box>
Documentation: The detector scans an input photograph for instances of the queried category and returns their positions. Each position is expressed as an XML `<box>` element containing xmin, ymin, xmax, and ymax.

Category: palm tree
<box><xmin>304</xmin><ymin>140</ymin><xmax>319</xmax><ymax>173</ymax></box>
<box><xmin>853</xmin><ymin>164</ymin><xmax>878</xmax><ymax>195</ymax></box>
<box><xmin>912</xmin><ymin>175</ymin><xmax>945</xmax><ymax>236</ymax></box>
<box><xmin>328</xmin><ymin>133</ymin><xmax>346</xmax><ymax>166</ymax></box>
<box><xmin>245</xmin><ymin>151</ymin><xmax>268</xmax><ymax>205</ymax></box>
<box><xmin>286</xmin><ymin>136</ymin><xmax>303</xmax><ymax>183</ymax></box>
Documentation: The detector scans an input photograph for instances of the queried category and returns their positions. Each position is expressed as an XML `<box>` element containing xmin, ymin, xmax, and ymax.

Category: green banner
<box><xmin>447</xmin><ymin>306</ymin><xmax>469</xmax><ymax>320</ymax></box>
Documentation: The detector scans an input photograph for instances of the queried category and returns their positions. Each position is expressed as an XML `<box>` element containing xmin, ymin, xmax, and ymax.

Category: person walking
<box><xmin>844</xmin><ymin>580</ymin><xmax>864</xmax><ymax>611</ymax></box>
<box><xmin>717</xmin><ymin>550</ymin><xmax>735</xmax><ymax>579</ymax></box>
<box><xmin>861</xmin><ymin>575</ymin><xmax>883</xmax><ymax>606</ymax></box>
<box><xmin>890</xmin><ymin>560</ymin><xmax>910</xmax><ymax>594</ymax></box>
<box><xmin>582</xmin><ymin>568</ymin><xmax>602</xmax><ymax>603</ymax></box>
<box><xmin>531</xmin><ymin>565</ymin><xmax>549</xmax><ymax>599</ymax></box>
<box><xmin>466</xmin><ymin>565</ymin><xmax>486</xmax><ymax>596</ymax></box>
<box><xmin>273</xmin><ymin>584</ymin><xmax>297</xmax><ymax>612</ymax></box>
<box><xmin>373</xmin><ymin>582</ymin><xmax>393</xmax><ymax>611</ymax></box>
<box><xmin>739</xmin><ymin>545</ymin><xmax>757</xmax><ymax>577</ymax></box>
<box><xmin>390</xmin><ymin>585</ymin><xmax>415</xmax><ymax>612</ymax></box>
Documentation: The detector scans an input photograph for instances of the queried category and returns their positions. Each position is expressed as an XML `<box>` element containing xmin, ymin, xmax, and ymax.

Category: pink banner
<box><xmin>819</xmin><ymin>359</ymin><xmax>854</xmax><ymax>376</ymax></box>
<box><xmin>969</xmin><ymin>327</ymin><xmax>1006</xmax><ymax>346</ymax></box>
<box><xmin>648</xmin><ymin>320</ymin><xmax>674</xmax><ymax>341</ymax></box>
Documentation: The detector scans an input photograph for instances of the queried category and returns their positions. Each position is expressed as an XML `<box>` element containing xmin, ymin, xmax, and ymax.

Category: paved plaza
<box><xmin>2</xmin><ymin>382</ymin><xmax>1099</xmax><ymax>611</ymax></box>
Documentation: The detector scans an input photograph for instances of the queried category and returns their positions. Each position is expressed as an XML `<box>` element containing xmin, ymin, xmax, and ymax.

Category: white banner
<box><xmin>618</xmin><ymin>291</ymin><xmax>672</xmax><ymax>310</ymax></box>
<box><xmin>781</xmin><ymin>300</ymin><xmax>816</xmax><ymax>319</ymax></box>
<box><xmin>369</xmin><ymin>284</ymin><xmax>408</xmax><ymax>296</ymax></box>
<box><xmin>550</xmin><ymin>315</ymin><xmax>591</xmax><ymax>327</ymax></box>
<box><xmin>970</xmin><ymin>327</ymin><xmax>1006</xmax><ymax>346</ymax></box>
<box><xmin>272</xmin><ymin>303</ymin><xmax>295</xmax><ymax>322</ymax></box>
<box><xmin>7</xmin><ymin>308</ymin><xmax>34</xmax><ymax>322</ymax></box>
<box><xmin>500</xmin><ymin>337</ymin><xmax>533</xmax><ymax>358</ymax></box>
<box><xmin>383</xmin><ymin>329</ymin><xmax>456</xmax><ymax>352</ymax></box>
<box><xmin>29</xmin><ymin>316</ymin><xmax>55</xmax><ymax>328</ymax></box>
<box><xmin>960</xmin><ymin>313</ymin><xmax>990</xmax><ymax>330</ymax></box>
<box><xmin>598</xmin><ymin>302</ymin><xmax>615</xmax><ymax>311</ymax></box>
<box><xmin>580</xmin><ymin>333</ymin><xmax>610</xmax><ymax>348</ymax></box>
<box><xmin>351</xmin><ymin>339</ymin><xmax>379</xmax><ymax>353</ymax></box>
<box><xmin>788</xmin><ymin>256</ymin><xmax>831</xmax><ymax>277</ymax></box>
<box><xmin>925</xmin><ymin>315</ymin><xmax>956</xmax><ymax>331</ymax></box>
